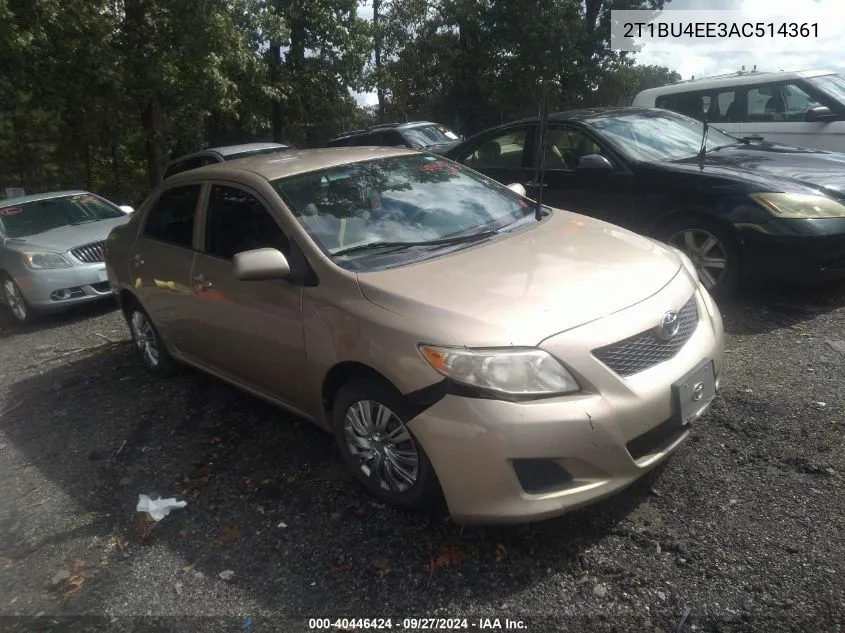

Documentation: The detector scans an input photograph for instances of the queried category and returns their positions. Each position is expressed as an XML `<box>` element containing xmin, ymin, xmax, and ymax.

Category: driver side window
<box><xmin>542</xmin><ymin>128</ymin><xmax>608</xmax><ymax>171</ymax></box>
<box><xmin>204</xmin><ymin>185</ymin><xmax>290</xmax><ymax>261</ymax></box>
<box><xmin>460</xmin><ymin>128</ymin><xmax>528</xmax><ymax>170</ymax></box>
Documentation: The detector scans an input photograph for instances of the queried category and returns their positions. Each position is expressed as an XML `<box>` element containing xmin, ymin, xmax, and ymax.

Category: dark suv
<box><xmin>325</xmin><ymin>122</ymin><xmax>462</xmax><ymax>154</ymax></box>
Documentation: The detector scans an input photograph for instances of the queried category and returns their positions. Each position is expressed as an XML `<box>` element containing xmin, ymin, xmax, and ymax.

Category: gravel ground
<box><xmin>0</xmin><ymin>284</ymin><xmax>844</xmax><ymax>633</ymax></box>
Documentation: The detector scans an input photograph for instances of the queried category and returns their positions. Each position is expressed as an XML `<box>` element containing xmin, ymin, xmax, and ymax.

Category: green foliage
<box><xmin>0</xmin><ymin>0</ymin><xmax>680</xmax><ymax>203</ymax></box>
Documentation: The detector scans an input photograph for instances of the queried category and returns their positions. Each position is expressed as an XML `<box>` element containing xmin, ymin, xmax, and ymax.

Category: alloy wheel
<box><xmin>668</xmin><ymin>228</ymin><xmax>728</xmax><ymax>291</ymax></box>
<box><xmin>3</xmin><ymin>278</ymin><xmax>27</xmax><ymax>322</ymax></box>
<box><xmin>343</xmin><ymin>399</ymin><xmax>420</xmax><ymax>493</ymax></box>
<box><xmin>130</xmin><ymin>310</ymin><xmax>160</xmax><ymax>367</ymax></box>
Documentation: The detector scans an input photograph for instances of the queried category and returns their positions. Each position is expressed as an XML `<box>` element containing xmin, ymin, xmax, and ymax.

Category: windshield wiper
<box><xmin>70</xmin><ymin>218</ymin><xmax>100</xmax><ymax>226</ymax></box>
<box><xmin>740</xmin><ymin>135</ymin><xmax>765</xmax><ymax>143</ymax></box>
<box><xmin>332</xmin><ymin>229</ymin><xmax>499</xmax><ymax>257</ymax></box>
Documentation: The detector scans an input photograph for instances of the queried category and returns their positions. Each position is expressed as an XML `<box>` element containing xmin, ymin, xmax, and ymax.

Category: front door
<box><xmin>529</xmin><ymin>125</ymin><xmax>637</xmax><ymax>229</ymax></box>
<box><xmin>186</xmin><ymin>183</ymin><xmax>306</xmax><ymax>407</ymax></box>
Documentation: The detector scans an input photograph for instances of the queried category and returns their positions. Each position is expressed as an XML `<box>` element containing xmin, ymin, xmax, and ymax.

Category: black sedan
<box><xmin>443</xmin><ymin>107</ymin><xmax>845</xmax><ymax>295</ymax></box>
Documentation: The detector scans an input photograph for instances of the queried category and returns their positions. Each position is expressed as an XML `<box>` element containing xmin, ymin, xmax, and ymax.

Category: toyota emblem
<box><xmin>692</xmin><ymin>382</ymin><xmax>705</xmax><ymax>401</ymax></box>
<box><xmin>656</xmin><ymin>310</ymin><xmax>680</xmax><ymax>341</ymax></box>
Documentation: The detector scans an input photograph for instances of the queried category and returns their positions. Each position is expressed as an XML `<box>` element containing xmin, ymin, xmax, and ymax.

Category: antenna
<box><xmin>529</xmin><ymin>82</ymin><xmax>550</xmax><ymax>221</ymax></box>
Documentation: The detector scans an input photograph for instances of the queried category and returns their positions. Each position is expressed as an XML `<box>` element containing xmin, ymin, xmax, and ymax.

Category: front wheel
<box><xmin>2</xmin><ymin>274</ymin><xmax>32</xmax><ymax>323</ymax></box>
<box><xmin>662</xmin><ymin>217</ymin><xmax>741</xmax><ymax>297</ymax></box>
<box><xmin>332</xmin><ymin>377</ymin><xmax>442</xmax><ymax>512</ymax></box>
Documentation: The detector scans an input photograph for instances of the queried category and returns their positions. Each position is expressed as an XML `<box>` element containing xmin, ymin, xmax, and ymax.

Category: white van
<box><xmin>633</xmin><ymin>70</ymin><xmax>845</xmax><ymax>152</ymax></box>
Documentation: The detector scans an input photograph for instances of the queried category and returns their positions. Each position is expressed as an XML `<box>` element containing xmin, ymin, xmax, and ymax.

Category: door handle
<box><xmin>131</xmin><ymin>254</ymin><xmax>144</xmax><ymax>266</ymax></box>
<box><xmin>192</xmin><ymin>273</ymin><xmax>213</xmax><ymax>291</ymax></box>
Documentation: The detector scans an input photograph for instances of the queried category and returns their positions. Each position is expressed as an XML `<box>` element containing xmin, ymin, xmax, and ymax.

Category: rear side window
<box><xmin>204</xmin><ymin>185</ymin><xmax>290</xmax><ymax>260</ymax></box>
<box><xmin>143</xmin><ymin>185</ymin><xmax>202</xmax><ymax>248</ymax></box>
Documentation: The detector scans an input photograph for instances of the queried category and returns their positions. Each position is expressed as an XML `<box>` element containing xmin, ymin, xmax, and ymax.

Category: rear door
<box><xmin>129</xmin><ymin>184</ymin><xmax>203</xmax><ymax>352</ymax></box>
<box><xmin>186</xmin><ymin>182</ymin><xmax>306</xmax><ymax>406</ymax></box>
<box><xmin>453</xmin><ymin>124</ymin><xmax>535</xmax><ymax>190</ymax></box>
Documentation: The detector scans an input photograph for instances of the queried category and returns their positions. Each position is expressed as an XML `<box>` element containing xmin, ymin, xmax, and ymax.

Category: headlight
<box><xmin>22</xmin><ymin>252</ymin><xmax>73</xmax><ymax>269</ymax></box>
<box><xmin>669</xmin><ymin>246</ymin><xmax>700</xmax><ymax>281</ymax></box>
<box><xmin>419</xmin><ymin>345</ymin><xmax>580</xmax><ymax>397</ymax></box>
<box><xmin>750</xmin><ymin>192</ymin><xmax>845</xmax><ymax>219</ymax></box>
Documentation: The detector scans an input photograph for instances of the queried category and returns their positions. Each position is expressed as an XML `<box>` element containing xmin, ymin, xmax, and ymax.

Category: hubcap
<box><xmin>130</xmin><ymin>311</ymin><xmax>159</xmax><ymax>367</ymax></box>
<box><xmin>3</xmin><ymin>279</ymin><xmax>27</xmax><ymax>321</ymax></box>
<box><xmin>343</xmin><ymin>400</ymin><xmax>419</xmax><ymax>493</ymax></box>
<box><xmin>668</xmin><ymin>229</ymin><xmax>728</xmax><ymax>290</ymax></box>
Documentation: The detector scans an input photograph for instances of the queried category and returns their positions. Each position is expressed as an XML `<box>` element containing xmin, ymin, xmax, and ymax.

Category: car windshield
<box><xmin>0</xmin><ymin>194</ymin><xmax>124</xmax><ymax>238</ymax></box>
<box><xmin>402</xmin><ymin>125</ymin><xmax>460</xmax><ymax>148</ymax></box>
<box><xmin>225</xmin><ymin>146</ymin><xmax>293</xmax><ymax>161</ymax></box>
<box><xmin>807</xmin><ymin>74</ymin><xmax>845</xmax><ymax>107</ymax></box>
<box><xmin>586</xmin><ymin>110</ymin><xmax>739</xmax><ymax>162</ymax></box>
<box><xmin>272</xmin><ymin>154</ymin><xmax>535</xmax><ymax>271</ymax></box>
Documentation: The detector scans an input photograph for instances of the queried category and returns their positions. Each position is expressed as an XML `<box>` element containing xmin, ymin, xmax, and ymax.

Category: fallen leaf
<box><xmin>427</xmin><ymin>546</ymin><xmax>465</xmax><ymax>586</ymax></box>
<box><xmin>286</xmin><ymin>475</ymin><xmax>298</xmax><ymax>484</ymax></box>
<box><xmin>218</xmin><ymin>570</ymin><xmax>235</xmax><ymax>581</ymax></box>
<box><xmin>63</xmin><ymin>574</ymin><xmax>85</xmax><ymax>597</ymax></box>
<box><xmin>182</xmin><ymin>565</ymin><xmax>194</xmax><ymax>572</ymax></box>
<box><xmin>215</xmin><ymin>526</ymin><xmax>242</xmax><ymax>547</ymax></box>
<box><xmin>174</xmin><ymin>582</ymin><xmax>184</xmax><ymax>596</ymax></box>
<box><xmin>494</xmin><ymin>543</ymin><xmax>507</xmax><ymax>563</ymax></box>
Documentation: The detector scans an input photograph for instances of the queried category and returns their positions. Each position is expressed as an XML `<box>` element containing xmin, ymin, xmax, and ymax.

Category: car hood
<box><xmin>356</xmin><ymin>210</ymin><xmax>682</xmax><ymax>347</ymax></box>
<box><xmin>3</xmin><ymin>216</ymin><xmax>131</xmax><ymax>253</ymax></box>
<box><xmin>663</xmin><ymin>143</ymin><xmax>845</xmax><ymax>198</ymax></box>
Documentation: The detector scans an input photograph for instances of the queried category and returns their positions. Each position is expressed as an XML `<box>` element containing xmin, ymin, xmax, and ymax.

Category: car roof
<box><xmin>165</xmin><ymin>146</ymin><xmax>419</xmax><ymax>184</ymax></box>
<box><xmin>472</xmin><ymin>107</ymin><xmax>663</xmax><ymax>129</ymax></box>
<box><xmin>635</xmin><ymin>69</ymin><xmax>839</xmax><ymax>100</ymax></box>
<box><xmin>0</xmin><ymin>190</ymin><xmax>91</xmax><ymax>207</ymax></box>
<box><xmin>205</xmin><ymin>142</ymin><xmax>291</xmax><ymax>157</ymax></box>
<box><xmin>329</xmin><ymin>121</ymin><xmax>442</xmax><ymax>140</ymax></box>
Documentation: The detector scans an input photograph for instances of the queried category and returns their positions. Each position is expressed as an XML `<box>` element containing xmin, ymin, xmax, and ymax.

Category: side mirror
<box><xmin>233</xmin><ymin>248</ymin><xmax>290</xmax><ymax>281</ymax></box>
<box><xmin>806</xmin><ymin>106</ymin><xmax>836</xmax><ymax>122</ymax></box>
<box><xmin>576</xmin><ymin>154</ymin><xmax>614</xmax><ymax>171</ymax></box>
<box><xmin>119</xmin><ymin>205</ymin><xmax>135</xmax><ymax>214</ymax></box>
<box><xmin>506</xmin><ymin>182</ymin><xmax>527</xmax><ymax>197</ymax></box>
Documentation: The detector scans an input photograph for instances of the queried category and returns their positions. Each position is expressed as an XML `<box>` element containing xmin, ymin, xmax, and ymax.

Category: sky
<box><xmin>352</xmin><ymin>0</ymin><xmax>845</xmax><ymax>107</ymax></box>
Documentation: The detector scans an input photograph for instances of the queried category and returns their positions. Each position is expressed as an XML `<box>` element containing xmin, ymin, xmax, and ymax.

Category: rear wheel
<box><xmin>127</xmin><ymin>303</ymin><xmax>176</xmax><ymax>376</ymax></box>
<box><xmin>661</xmin><ymin>216</ymin><xmax>741</xmax><ymax>297</ymax></box>
<box><xmin>2</xmin><ymin>274</ymin><xmax>31</xmax><ymax>323</ymax></box>
<box><xmin>332</xmin><ymin>377</ymin><xmax>442</xmax><ymax>511</ymax></box>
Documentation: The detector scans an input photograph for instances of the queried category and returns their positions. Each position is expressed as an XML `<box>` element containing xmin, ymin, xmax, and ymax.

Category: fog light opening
<box><xmin>51</xmin><ymin>289</ymin><xmax>73</xmax><ymax>301</ymax></box>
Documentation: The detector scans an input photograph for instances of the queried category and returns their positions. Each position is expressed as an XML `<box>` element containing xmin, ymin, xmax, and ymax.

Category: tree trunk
<box><xmin>141</xmin><ymin>98</ymin><xmax>163</xmax><ymax>188</ymax></box>
<box><xmin>271</xmin><ymin>42</ymin><xmax>284</xmax><ymax>142</ymax></box>
<box><xmin>111</xmin><ymin>142</ymin><xmax>121</xmax><ymax>194</ymax></box>
<box><xmin>373</xmin><ymin>0</ymin><xmax>385</xmax><ymax>119</ymax></box>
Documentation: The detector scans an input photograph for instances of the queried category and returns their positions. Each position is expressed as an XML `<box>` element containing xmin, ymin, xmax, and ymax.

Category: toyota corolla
<box><xmin>105</xmin><ymin>148</ymin><xmax>724</xmax><ymax>523</ymax></box>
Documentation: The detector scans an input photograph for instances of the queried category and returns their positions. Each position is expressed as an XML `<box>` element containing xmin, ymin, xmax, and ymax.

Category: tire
<box><xmin>660</xmin><ymin>215</ymin><xmax>741</xmax><ymax>298</ymax></box>
<box><xmin>126</xmin><ymin>301</ymin><xmax>177</xmax><ymax>376</ymax></box>
<box><xmin>2</xmin><ymin>273</ymin><xmax>33</xmax><ymax>323</ymax></box>
<box><xmin>332</xmin><ymin>376</ymin><xmax>442</xmax><ymax>512</ymax></box>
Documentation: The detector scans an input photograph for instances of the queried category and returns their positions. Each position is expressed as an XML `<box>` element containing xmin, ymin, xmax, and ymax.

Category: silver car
<box><xmin>0</xmin><ymin>191</ymin><xmax>133</xmax><ymax>322</ymax></box>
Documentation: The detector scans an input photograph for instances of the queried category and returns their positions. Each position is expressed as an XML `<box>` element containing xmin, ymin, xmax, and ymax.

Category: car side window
<box><xmin>378</xmin><ymin>131</ymin><xmax>409</xmax><ymax>147</ymax></box>
<box><xmin>542</xmin><ymin>128</ymin><xmax>608</xmax><ymax>171</ymax></box>
<box><xmin>711</xmin><ymin>90</ymin><xmax>739</xmax><ymax>122</ymax></box>
<box><xmin>204</xmin><ymin>185</ymin><xmax>290</xmax><ymax>261</ymax></box>
<box><xmin>460</xmin><ymin>128</ymin><xmax>528</xmax><ymax>170</ymax></box>
<box><xmin>143</xmin><ymin>185</ymin><xmax>202</xmax><ymax>248</ymax></box>
<box><xmin>744</xmin><ymin>83</ymin><xmax>820</xmax><ymax>122</ymax></box>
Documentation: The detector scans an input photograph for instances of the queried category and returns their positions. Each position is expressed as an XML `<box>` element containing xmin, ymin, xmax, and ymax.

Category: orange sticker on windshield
<box><xmin>0</xmin><ymin>207</ymin><xmax>22</xmax><ymax>216</ymax></box>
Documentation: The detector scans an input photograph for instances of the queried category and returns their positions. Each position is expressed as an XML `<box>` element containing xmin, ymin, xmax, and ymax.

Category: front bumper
<box><xmin>740</xmin><ymin>217</ymin><xmax>845</xmax><ymax>282</ymax></box>
<box><xmin>407</xmin><ymin>278</ymin><xmax>724</xmax><ymax>524</ymax></box>
<box><xmin>12</xmin><ymin>264</ymin><xmax>115</xmax><ymax>312</ymax></box>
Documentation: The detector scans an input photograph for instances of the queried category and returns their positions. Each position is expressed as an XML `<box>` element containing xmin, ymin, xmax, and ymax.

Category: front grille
<box><xmin>593</xmin><ymin>296</ymin><xmax>699</xmax><ymax>376</ymax></box>
<box><xmin>70</xmin><ymin>240</ymin><xmax>106</xmax><ymax>263</ymax></box>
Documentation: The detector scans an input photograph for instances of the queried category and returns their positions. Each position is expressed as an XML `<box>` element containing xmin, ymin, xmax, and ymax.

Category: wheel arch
<box><xmin>321</xmin><ymin>361</ymin><xmax>401</xmax><ymax>420</ymax></box>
